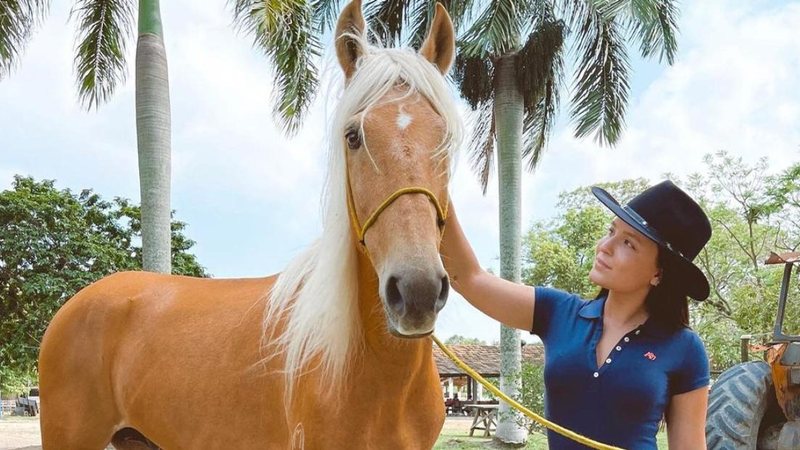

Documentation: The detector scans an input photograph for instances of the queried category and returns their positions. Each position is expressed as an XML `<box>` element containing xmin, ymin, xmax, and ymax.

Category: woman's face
<box><xmin>589</xmin><ymin>217</ymin><xmax>661</xmax><ymax>295</ymax></box>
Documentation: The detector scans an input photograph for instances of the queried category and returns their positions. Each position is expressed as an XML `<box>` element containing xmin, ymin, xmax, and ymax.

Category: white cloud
<box><xmin>525</xmin><ymin>0</ymin><xmax>800</xmax><ymax>213</ymax></box>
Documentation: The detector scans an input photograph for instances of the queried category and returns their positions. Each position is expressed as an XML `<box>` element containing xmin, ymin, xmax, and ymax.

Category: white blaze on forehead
<box><xmin>396</xmin><ymin>112</ymin><xmax>413</xmax><ymax>130</ymax></box>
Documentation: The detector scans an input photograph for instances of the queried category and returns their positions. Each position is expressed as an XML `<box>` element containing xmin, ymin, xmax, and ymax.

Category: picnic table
<box><xmin>463</xmin><ymin>403</ymin><xmax>498</xmax><ymax>437</ymax></box>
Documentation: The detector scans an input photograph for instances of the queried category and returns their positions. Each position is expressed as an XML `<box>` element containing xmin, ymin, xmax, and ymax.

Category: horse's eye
<box><xmin>345</xmin><ymin>129</ymin><xmax>362</xmax><ymax>150</ymax></box>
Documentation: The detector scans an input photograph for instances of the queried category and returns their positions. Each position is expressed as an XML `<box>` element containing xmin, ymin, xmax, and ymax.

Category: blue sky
<box><xmin>1</xmin><ymin>0</ymin><xmax>799</xmax><ymax>343</ymax></box>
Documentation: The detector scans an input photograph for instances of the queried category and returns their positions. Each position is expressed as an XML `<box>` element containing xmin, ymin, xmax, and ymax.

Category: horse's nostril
<box><xmin>435</xmin><ymin>276</ymin><xmax>449</xmax><ymax>312</ymax></box>
<box><xmin>385</xmin><ymin>276</ymin><xmax>404</xmax><ymax>314</ymax></box>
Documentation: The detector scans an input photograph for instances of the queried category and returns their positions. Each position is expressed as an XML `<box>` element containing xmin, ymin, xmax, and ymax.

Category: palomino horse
<box><xmin>38</xmin><ymin>2</ymin><xmax>461</xmax><ymax>449</ymax></box>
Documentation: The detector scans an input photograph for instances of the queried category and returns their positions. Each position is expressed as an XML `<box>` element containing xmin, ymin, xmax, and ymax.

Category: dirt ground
<box><xmin>441</xmin><ymin>415</ymin><xmax>475</xmax><ymax>432</ymax></box>
<box><xmin>0</xmin><ymin>415</ymin><xmax>475</xmax><ymax>449</ymax></box>
<box><xmin>0</xmin><ymin>417</ymin><xmax>41</xmax><ymax>450</ymax></box>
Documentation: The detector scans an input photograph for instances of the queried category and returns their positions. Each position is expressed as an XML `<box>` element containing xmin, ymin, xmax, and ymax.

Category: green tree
<box><xmin>767</xmin><ymin>162</ymin><xmax>800</xmax><ymax>251</ymax></box>
<box><xmin>0</xmin><ymin>176</ymin><xmax>207</xmax><ymax>391</ymax></box>
<box><xmin>0</xmin><ymin>365</ymin><xmax>37</xmax><ymax>398</ymax></box>
<box><xmin>683</xmin><ymin>153</ymin><xmax>800</xmax><ymax>370</ymax></box>
<box><xmin>1</xmin><ymin>0</ymin><xmax>173</xmax><ymax>273</ymax></box>
<box><xmin>445</xmin><ymin>335</ymin><xmax>487</xmax><ymax>345</ymax></box>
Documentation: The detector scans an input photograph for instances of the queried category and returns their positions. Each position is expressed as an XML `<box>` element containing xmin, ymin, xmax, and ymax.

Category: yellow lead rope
<box><xmin>432</xmin><ymin>335</ymin><xmax>625</xmax><ymax>450</ymax></box>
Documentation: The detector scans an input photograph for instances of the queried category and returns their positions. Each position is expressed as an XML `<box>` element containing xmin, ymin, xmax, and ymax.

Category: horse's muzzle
<box><xmin>382</xmin><ymin>269</ymin><xmax>449</xmax><ymax>336</ymax></box>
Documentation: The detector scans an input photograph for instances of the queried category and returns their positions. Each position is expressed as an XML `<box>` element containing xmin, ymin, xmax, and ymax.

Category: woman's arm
<box><xmin>440</xmin><ymin>204</ymin><xmax>535</xmax><ymax>331</ymax></box>
<box><xmin>665</xmin><ymin>387</ymin><xmax>708</xmax><ymax>449</ymax></box>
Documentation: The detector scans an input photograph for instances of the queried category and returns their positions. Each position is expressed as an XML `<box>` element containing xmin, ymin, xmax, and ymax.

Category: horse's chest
<box><xmin>291</xmin><ymin>352</ymin><xmax>444</xmax><ymax>448</ymax></box>
<box><xmin>297</xmin><ymin>373</ymin><xmax>444</xmax><ymax>449</ymax></box>
<box><xmin>316</xmin><ymin>399</ymin><xmax>443</xmax><ymax>449</ymax></box>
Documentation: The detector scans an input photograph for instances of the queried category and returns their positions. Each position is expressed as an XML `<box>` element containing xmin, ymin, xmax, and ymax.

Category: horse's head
<box><xmin>334</xmin><ymin>0</ymin><xmax>459</xmax><ymax>338</ymax></box>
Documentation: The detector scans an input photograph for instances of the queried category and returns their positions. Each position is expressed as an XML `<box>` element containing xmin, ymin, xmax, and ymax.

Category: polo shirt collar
<box><xmin>578</xmin><ymin>295</ymin><xmax>672</xmax><ymax>338</ymax></box>
<box><xmin>578</xmin><ymin>296</ymin><xmax>605</xmax><ymax>319</ymax></box>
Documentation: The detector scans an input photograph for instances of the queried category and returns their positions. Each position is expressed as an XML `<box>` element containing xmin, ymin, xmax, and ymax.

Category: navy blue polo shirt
<box><xmin>531</xmin><ymin>287</ymin><xmax>709</xmax><ymax>450</ymax></box>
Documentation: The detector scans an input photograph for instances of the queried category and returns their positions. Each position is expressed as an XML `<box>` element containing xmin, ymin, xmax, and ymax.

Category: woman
<box><xmin>441</xmin><ymin>180</ymin><xmax>711</xmax><ymax>449</ymax></box>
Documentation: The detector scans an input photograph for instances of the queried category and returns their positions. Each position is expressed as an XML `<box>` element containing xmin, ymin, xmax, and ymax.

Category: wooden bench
<box><xmin>465</xmin><ymin>404</ymin><xmax>498</xmax><ymax>437</ymax></box>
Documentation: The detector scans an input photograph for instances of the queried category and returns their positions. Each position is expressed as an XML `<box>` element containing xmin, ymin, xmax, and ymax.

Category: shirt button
<box><xmin>624</xmin><ymin>337</ymin><xmax>630</xmax><ymax>342</ymax></box>
<box><xmin>635</xmin><ymin>330</ymin><xmax>641</xmax><ymax>335</ymax></box>
<box><xmin>606</xmin><ymin>358</ymin><xmax>612</xmax><ymax>364</ymax></box>
<box><xmin>593</xmin><ymin>372</ymin><xmax>599</xmax><ymax>378</ymax></box>
<box><xmin>615</xmin><ymin>346</ymin><xmax>622</xmax><ymax>351</ymax></box>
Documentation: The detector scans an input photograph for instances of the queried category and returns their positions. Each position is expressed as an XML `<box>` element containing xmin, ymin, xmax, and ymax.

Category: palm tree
<box><xmin>230</xmin><ymin>0</ymin><xmax>679</xmax><ymax>445</ymax></box>
<box><xmin>1</xmin><ymin>0</ymin><xmax>173</xmax><ymax>273</ymax></box>
<box><xmin>450</xmin><ymin>2</ymin><xmax>678</xmax><ymax>443</ymax></box>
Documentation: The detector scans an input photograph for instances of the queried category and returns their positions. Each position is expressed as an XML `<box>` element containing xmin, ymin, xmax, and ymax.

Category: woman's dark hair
<box><xmin>595</xmin><ymin>249</ymin><xmax>690</xmax><ymax>331</ymax></box>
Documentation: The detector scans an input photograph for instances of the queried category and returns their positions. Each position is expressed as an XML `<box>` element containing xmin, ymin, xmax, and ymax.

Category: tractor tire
<box><xmin>706</xmin><ymin>361</ymin><xmax>786</xmax><ymax>450</ymax></box>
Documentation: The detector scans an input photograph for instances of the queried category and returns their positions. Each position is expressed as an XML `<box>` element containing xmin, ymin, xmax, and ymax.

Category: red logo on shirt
<box><xmin>644</xmin><ymin>351</ymin><xmax>657</xmax><ymax>361</ymax></box>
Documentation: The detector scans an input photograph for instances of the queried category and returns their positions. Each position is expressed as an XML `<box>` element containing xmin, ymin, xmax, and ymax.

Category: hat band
<box><xmin>622</xmin><ymin>205</ymin><xmax>685</xmax><ymax>258</ymax></box>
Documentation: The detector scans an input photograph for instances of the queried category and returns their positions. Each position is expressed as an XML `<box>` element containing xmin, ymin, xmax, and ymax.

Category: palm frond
<box><xmin>0</xmin><ymin>0</ymin><xmax>49</xmax><ymax>80</ymax></box>
<box><xmin>406</xmin><ymin>0</ymin><xmax>436</xmax><ymax>48</ymax></box>
<box><xmin>559</xmin><ymin>0</ymin><xmax>678</xmax><ymax>64</ymax></box>
<box><xmin>452</xmin><ymin>51</ymin><xmax>494</xmax><ymax>109</ymax></box>
<box><xmin>521</xmin><ymin>83</ymin><xmax>556</xmax><ymax>172</ymax></box>
<box><xmin>467</xmin><ymin>100</ymin><xmax>495</xmax><ymax>194</ymax></box>
<box><xmin>231</xmin><ymin>0</ymin><xmax>320</xmax><ymax>135</ymax></box>
<box><xmin>517</xmin><ymin>16</ymin><xmax>564</xmax><ymax>169</ymax></box>
<box><xmin>443</xmin><ymin>0</ymin><xmax>477</xmax><ymax>32</ymax></box>
<box><xmin>569</xmin><ymin>12</ymin><xmax>630</xmax><ymax>146</ymax></box>
<box><xmin>365</xmin><ymin>0</ymin><xmax>407</xmax><ymax>46</ymax></box>
<box><xmin>516</xmin><ymin>16</ymin><xmax>564</xmax><ymax>114</ymax></box>
<box><xmin>357</xmin><ymin>1</ymin><xmax>478</xmax><ymax>50</ymax></box>
<box><xmin>407</xmin><ymin>0</ymin><xmax>476</xmax><ymax>48</ymax></box>
<box><xmin>71</xmin><ymin>0</ymin><xmax>134</xmax><ymax>110</ymax></box>
<box><xmin>460</xmin><ymin>0</ymin><xmax>528</xmax><ymax>58</ymax></box>
<box><xmin>554</xmin><ymin>0</ymin><xmax>593</xmax><ymax>32</ymax></box>
<box><xmin>310</xmin><ymin>0</ymin><xmax>342</xmax><ymax>34</ymax></box>
<box><xmin>623</xmin><ymin>0</ymin><xmax>678</xmax><ymax>64</ymax></box>
<box><xmin>585</xmin><ymin>0</ymin><xmax>629</xmax><ymax>17</ymax></box>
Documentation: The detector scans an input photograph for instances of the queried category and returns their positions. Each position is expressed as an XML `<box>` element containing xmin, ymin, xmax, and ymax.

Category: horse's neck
<box><xmin>354</xmin><ymin>249</ymin><xmax>431</xmax><ymax>368</ymax></box>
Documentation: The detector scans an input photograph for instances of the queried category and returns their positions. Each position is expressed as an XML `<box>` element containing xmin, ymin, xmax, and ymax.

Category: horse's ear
<box><xmin>335</xmin><ymin>0</ymin><xmax>366</xmax><ymax>80</ymax></box>
<box><xmin>419</xmin><ymin>3</ymin><xmax>455</xmax><ymax>74</ymax></box>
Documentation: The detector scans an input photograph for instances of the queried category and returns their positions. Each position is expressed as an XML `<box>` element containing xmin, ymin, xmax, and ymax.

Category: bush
<box><xmin>519</xmin><ymin>362</ymin><xmax>546</xmax><ymax>434</ymax></box>
<box><xmin>0</xmin><ymin>366</ymin><xmax>37</xmax><ymax>398</ymax></box>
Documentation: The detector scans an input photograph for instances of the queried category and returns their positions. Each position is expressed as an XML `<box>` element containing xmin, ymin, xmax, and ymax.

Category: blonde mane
<box><xmin>263</xmin><ymin>31</ymin><xmax>463</xmax><ymax>399</ymax></box>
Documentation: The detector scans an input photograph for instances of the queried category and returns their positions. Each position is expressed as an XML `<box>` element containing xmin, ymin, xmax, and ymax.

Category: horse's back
<box><xmin>41</xmin><ymin>271</ymin><xmax>277</xmax><ymax>367</ymax></box>
<box><xmin>39</xmin><ymin>271</ymin><xmax>291</xmax><ymax>449</ymax></box>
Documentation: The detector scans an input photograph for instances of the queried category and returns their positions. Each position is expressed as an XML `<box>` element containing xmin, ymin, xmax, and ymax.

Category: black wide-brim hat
<box><xmin>591</xmin><ymin>180</ymin><xmax>712</xmax><ymax>301</ymax></box>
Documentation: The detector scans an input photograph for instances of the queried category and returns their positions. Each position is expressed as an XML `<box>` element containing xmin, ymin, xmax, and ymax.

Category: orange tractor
<box><xmin>706</xmin><ymin>252</ymin><xmax>800</xmax><ymax>450</ymax></box>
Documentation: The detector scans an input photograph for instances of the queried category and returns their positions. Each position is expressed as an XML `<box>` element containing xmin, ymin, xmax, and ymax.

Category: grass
<box><xmin>434</xmin><ymin>418</ymin><xmax>548</xmax><ymax>450</ymax></box>
<box><xmin>434</xmin><ymin>418</ymin><xmax>669</xmax><ymax>449</ymax></box>
<box><xmin>434</xmin><ymin>431</ymin><xmax>548</xmax><ymax>449</ymax></box>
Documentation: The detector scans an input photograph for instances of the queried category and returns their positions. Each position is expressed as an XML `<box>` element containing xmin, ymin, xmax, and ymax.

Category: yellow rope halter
<box><xmin>345</xmin><ymin>171</ymin><xmax>447</xmax><ymax>248</ymax></box>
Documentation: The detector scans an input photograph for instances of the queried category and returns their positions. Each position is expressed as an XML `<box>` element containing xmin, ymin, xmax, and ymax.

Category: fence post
<box><xmin>741</xmin><ymin>334</ymin><xmax>751</xmax><ymax>362</ymax></box>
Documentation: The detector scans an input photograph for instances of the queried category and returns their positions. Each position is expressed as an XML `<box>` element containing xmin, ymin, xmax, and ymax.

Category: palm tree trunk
<box><xmin>493</xmin><ymin>54</ymin><xmax>528</xmax><ymax>445</ymax></box>
<box><xmin>136</xmin><ymin>0</ymin><xmax>171</xmax><ymax>273</ymax></box>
